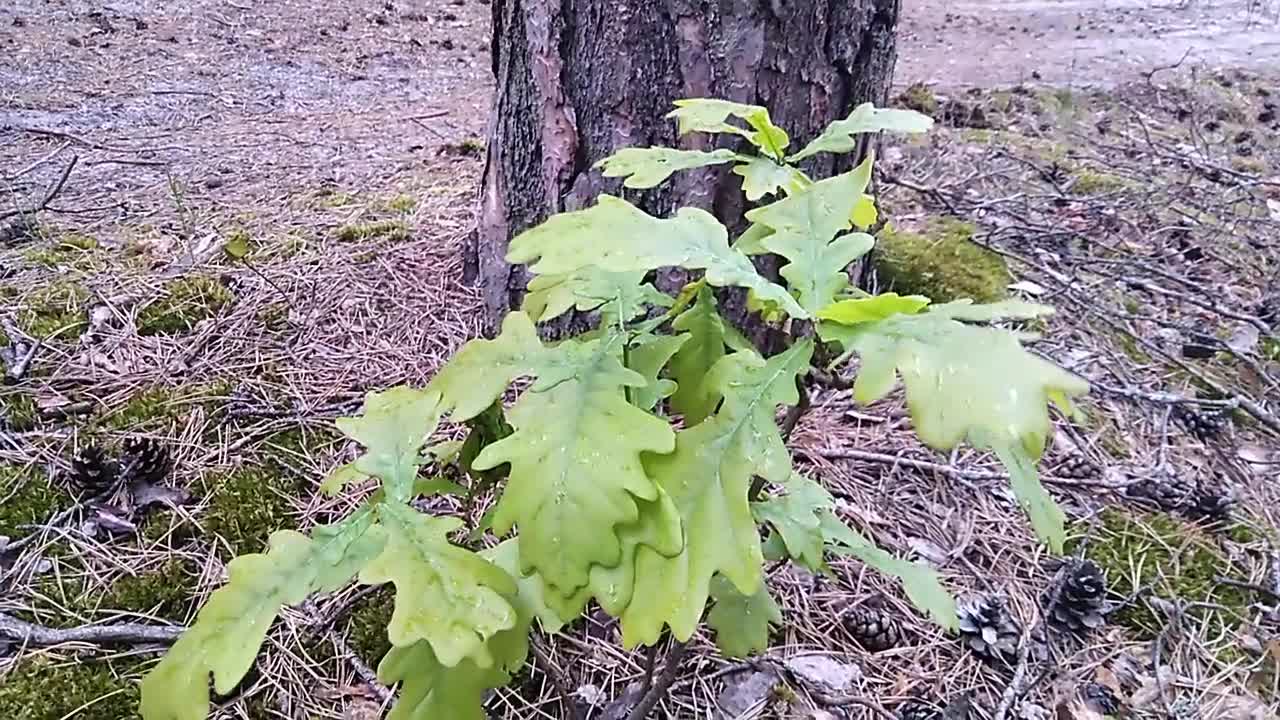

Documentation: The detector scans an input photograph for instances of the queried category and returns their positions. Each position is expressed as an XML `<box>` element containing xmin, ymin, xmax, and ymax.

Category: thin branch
<box><xmin>0</xmin><ymin>155</ymin><xmax>79</xmax><ymax>222</ymax></box>
<box><xmin>625</xmin><ymin>640</ymin><xmax>688</xmax><ymax>720</ymax></box>
<box><xmin>0</xmin><ymin>611</ymin><xmax>183</xmax><ymax>646</ymax></box>
<box><xmin>531</xmin><ymin>639</ymin><xmax>585</xmax><ymax>720</ymax></box>
<box><xmin>807</xmin><ymin>447</ymin><xmax>1118</xmax><ymax>488</ymax></box>
<box><xmin>809</xmin><ymin>691</ymin><xmax>900</xmax><ymax>720</ymax></box>
<box><xmin>993</xmin><ymin>564</ymin><xmax>1071</xmax><ymax>720</ymax></box>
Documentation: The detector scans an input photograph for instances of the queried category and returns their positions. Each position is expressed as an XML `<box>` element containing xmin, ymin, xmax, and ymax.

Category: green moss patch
<box><xmin>345</xmin><ymin>586</ymin><xmax>395</xmax><ymax>665</ymax></box>
<box><xmin>136</xmin><ymin>274</ymin><xmax>235</xmax><ymax>336</ymax></box>
<box><xmin>384</xmin><ymin>194</ymin><xmax>417</xmax><ymax>213</ymax></box>
<box><xmin>102</xmin><ymin>559</ymin><xmax>198</xmax><ymax>621</ymax></box>
<box><xmin>873</xmin><ymin>218</ymin><xmax>1011</xmax><ymax>303</ymax></box>
<box><xmin>0</xmin><ymin>656</ymin><xmax>144</xmax><ymax>720</ymax></box>
<box><xmin>18</xmin><ymin>280</ymin><xmax>91</xmax><ymax>339</ymax></box>
<box><xmin>1068</xmin><ymin>508</ymin><xmax>1252</xmax><ymax>640</ymax></box>
<box><xmin>0</xmin><ymin>465</ymin><xmax>70</xmax><ymax>538</ymax></box>
<box><xmin>200</xmin><ymin>466</ymin><xmax>301</xmax><ymax>556</ymax></box>
<box><xmin>335</xmin><ymin>220</ymin><xmax>409</xmax><ymax>243</ymax></box>
<box><xmin>0</xmin><ymin>391</ymin><xmax>40</xmax><ymax>431</ymax></box>
<box><xmin>1071</xmin><ymin>169</ymin><xmax>1131</xmax><ymax>195</ymax></box>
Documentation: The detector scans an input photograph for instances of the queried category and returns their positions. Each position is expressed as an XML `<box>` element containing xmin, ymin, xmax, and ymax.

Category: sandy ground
<box><xmin>898</xmin><ymin>0</ymin><xmax>1280</xmax><ymax>87</ymax></box>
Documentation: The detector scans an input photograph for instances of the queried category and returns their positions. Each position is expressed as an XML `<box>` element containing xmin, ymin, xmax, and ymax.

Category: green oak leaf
<box><xmin>668</xmin><ymin>286</ymin><xmax>731</xmax><ymax>425</ymax></box>
<box><xmin>666</xmin><ymin>99</ymin><xmax>791</xmax><ymax>158</ymax></box>
<box><xmin>744</xmin><ymin>156</ymin><xmax>876</xmax><ymax>315</ymax></box>
<box><xmin>733</xmin><ymin>156</ymin><xmax>808</xmax><ymax>200</ymax></box>
<box><xmin>379</xmin><ymin>642</ymin><xmax>509</xmax><ymax>720</ymax></box>
<box><xmin>223</xmin><ymin>235</ymin><xmax>250</xmax><ymax>259</ymax></box>
<box><xmin>734</xmin><ymin>222</ymin><xmax>773</xmax><ymax>255</ymax></box>
<box><xmin>750</xmin><ymin>472</ymin><xmax>832</xmax><ymax>572</ymax></box>
<box><xmin>594</xmin><ymin>147</ymin><xmax>739</xmax><ymax>188</ymax></box>
<box><xmin>471</xmin><ymin>334</ymin><xmax>677</xmax><ymax>598</ymax></box>
<box><xmin>820</xmin><ymin>512</ymin><xmax>957</xmax><ymax>631</ymax></box>
<box><xmin>506</xmin><ymin>195</ymin><xmax>805</xmax><ymax>318</ymax></box>
<box><xmin>427</xmin><ymin>311</ymin><xmax>548</xmax><ymax>421</ymax></box>
<box><xmin>851</xmin><ymin>193</ymin><xmax>878</xmax><ymax>229</ymax></box>
<box><xmin>320</xmin><ymin>462</ymin><xmax>368</xmax><ymax>496</ymax></box>
<box><xmin>620</xmin><ymin>340</ymin><xmax>812</xmax><ymax>647</ymax></box>
<box><xmin>816</xmin><ymin>292</ymin><xmax>931</xmax><ymax>326</ymax></box>
<box><xmin>707</xmin><ymin>575</ymin><xmax>782</xmax><ymax>658</ymax></box>
<box><xmin>523</xmin><ymin>269</ymin><xmax>671</xmax><ymax>325</ymax></box>
<box><xmin>482</xmin><ymin>539</ymin><xmax>572</xmax><ymax>634</ymax></box>
<box><xmin>627</xmin><ymin>332</ymin><xmax>689</xmax><ymax>411</ymax></box>
<box><xmin>335</xmin><ymin>386</ymin><xmax>443</xmax><ymax>502</ymax></box>
<box><xmin>790</xmin><ymin>102</ymin><xmax>933</xmax><ymax>162</ymax></box>
<box><xmin>359</xmin><ymin>502</ymin><xmax>518</xmax><ymax>668</ymax></box>
<box><xmin>140</xmin><ymin>514</ymin><xmax>385</xmax><ymax>720</ymax></box>
<box><xmin>818</xmin><ymin>305</ymin><xmax>1089</xmax><ymax>551</ymax></box>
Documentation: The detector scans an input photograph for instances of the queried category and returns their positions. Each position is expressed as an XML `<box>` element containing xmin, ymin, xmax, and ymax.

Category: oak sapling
<box><xmin>140</xmin><ymin>98</ymin><xmax>1088</xmax><ymax>720</ymax></box>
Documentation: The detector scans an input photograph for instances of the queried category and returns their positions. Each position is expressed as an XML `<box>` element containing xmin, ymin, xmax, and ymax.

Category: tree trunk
<box><xmin>466</xmin><ymin>0</ymin><xmax>902</xmax><ymax>334</ymax></box>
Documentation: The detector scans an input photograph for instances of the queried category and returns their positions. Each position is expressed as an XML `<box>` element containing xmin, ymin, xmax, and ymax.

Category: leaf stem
<box><xmin>625</xmin><ymin>640</ymin><xmax>689</xmax><ymax>720</ymax></box>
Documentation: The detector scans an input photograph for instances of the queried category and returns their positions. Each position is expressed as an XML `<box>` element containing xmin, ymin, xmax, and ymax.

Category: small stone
<box><xmin>716</xmin><ymin>669</ymin><xmax>780</xmax><ymax>717</ymax></box>
<box><xmin>785</xmin><ymin>654</ymin><xmax>861</xmax><ymax>694</ymax></box>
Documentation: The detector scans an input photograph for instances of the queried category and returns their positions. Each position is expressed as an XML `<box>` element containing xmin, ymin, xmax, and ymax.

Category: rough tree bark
<box><xmin>465</xmin><ymin>0</ymin><xmax>902</xmax><ymax>334</ymax></box>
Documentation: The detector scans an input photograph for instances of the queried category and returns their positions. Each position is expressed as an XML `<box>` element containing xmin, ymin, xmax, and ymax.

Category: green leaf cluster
<box><xmin>141</xmin><ymin>96</ymin><xmax>1087</xmax><ymax>720</ymax></box>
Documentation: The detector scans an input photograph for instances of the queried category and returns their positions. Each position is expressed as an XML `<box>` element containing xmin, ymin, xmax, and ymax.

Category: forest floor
<box><xmin>1</xmin><ymin>1</ymin><xmax>1278</xmax><ymax>720</ymax></box>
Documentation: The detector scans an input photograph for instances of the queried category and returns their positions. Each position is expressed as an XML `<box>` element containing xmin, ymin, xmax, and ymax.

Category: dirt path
<box><xmin>898</xmin><ymin>0</ymin><xmax>1280</xmax><ymax>87</ymax></box>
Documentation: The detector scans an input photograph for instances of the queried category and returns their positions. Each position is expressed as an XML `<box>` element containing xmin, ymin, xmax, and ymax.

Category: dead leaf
<box><xmin>1130</xmin><ymin>668</ymin><xmax>1178</xmax><ymax>709</ymax></box>
<box><xmin>132</xmin><ymin>481</ymin><xmax>191</xmax><ymax>510</ymax></box>
<box><xmin>1054</xmin><ymin>697</ymin><xmax>1104</xmax><ymax>720</ymax></box>
<box><xmin>1208</xmin><ymin>693</ymin><xmax>1268</xmax><ymax>720</ymax></box>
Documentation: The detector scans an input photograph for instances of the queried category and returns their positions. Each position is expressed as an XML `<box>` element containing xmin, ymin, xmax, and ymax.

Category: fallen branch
<box><xmin>0</xmin><ymin>155</ymin><xmax>79</xmax><ymax>222</ymax></box>
<box><xmin>806</xmin><ymin>447</ymin><xmax>1119</xmax><ymax>489</ymax></box>
<box><xmin>0</xmin><ymin>611</ymin><xmax>183</xmax><ymax>646</ymax></box>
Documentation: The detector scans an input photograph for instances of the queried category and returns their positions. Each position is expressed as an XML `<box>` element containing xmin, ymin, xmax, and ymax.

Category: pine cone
<box><xmin>1046</xmin><ymin>560</ymin><xmax>1106</xmax><ymax>636</ymax></box>
<box><xmin>843</xmin><ymin>606</ymin><xmax>903</xmax><ymax>652</ymax></box>
<box><xmin>69</xmin><ymin>445</ymin><xmax>117</xmax><ymax>494</ymax></box>
<box><xmin>1082</xmin><ymin>682</ymin><xmax>1120</xmax><ymax>715</ymax></box>
<box><xmin>1185</xmin><ymin>478</ymin><xmax>1234</xmax><ymax>526</ymax></box>
<box><xmin>1125</xmin><ymin>472</ymin><xmax>1194</xmax><ymax>513</ymax></box>
<box><xmin>1055</xmin><ymin>454</ymin><xmax>1101</xmax><ymax>480</ymax></box>
<box><xmin>1171</xmin><ymin>404</ymin><xmax>1229</xmax><ymax>441</ymax></box>
<box><xmin>120</xmin><ymin>437</ymin><xmax>171</xmax><ymax>486</ymax></box>
<box><xmin>956</xmin><ymin>595</ymin><xmax>1021</xmax><ymax>665</ymax></box>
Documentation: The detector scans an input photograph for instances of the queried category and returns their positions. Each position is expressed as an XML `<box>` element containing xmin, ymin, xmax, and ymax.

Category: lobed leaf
<box><xmin>819</xmin><ymin>305</ymin><xmax>1089</xmax><ymax>550</ymax></box>
<box><xmin>627</xmin><ymin>332</ymin><xmax>689</xmax><ymax>411</ymax></box>
<box><xmin>733</xmin><ymin>156</ymin><xmax>808</xmax><ymax>200</ymax></box>
<box><xmin>707</xmin><ymin>575</ymin><xmax>782</xmax><ymax>658</ymax></box>
<box><xmin>594</xmin><ymin>147</ymin><xmax>739</xmax><ymax>188</ymax></box>
<box><xmin>523</xmin><ymin>268</ymin><xmax>671</xmax><ymax>325</ymax></box>
<box><xmin>335</xmin><ymin>386</ymin><xmax>443</xmax><ymax>502</ymax></box>
<box><xmin>744</xmin><ymin>156</ymin><xmax>876</xmax><ymax>315</ymax></box>
<box><xmin>379</xmin><ymin>643</ymin><xmax>508</xmax><ymax>720</ymax></box>
<box><xmin>620</xmin><ymin>340</ymin><xmax>812</xmax><ymax>647</ymax></box>
<box><xmin>666</xmin><ymin>99</ymin><xmax>791</xmax><ymax>158</ymax></box>
<box><xmin>427</xmin><ymin>311</ymin><xmax>547</xmax><ymax>421</ymax></box>
<box><xmin>790</xmin><ymin>102</ymin><xmax>933</xmax><ymax>162</ymax></box>
<box><xmin>816</xmin><ymin>292</ymin><xmax>931</xmax><ymax>326</ymax></box>
<box><xmin>472</xmin><ymin>333</ymin><xmax>677</xmax><ymax>598</ymax></box>
<box><xmin>667</xmin><ymin>286</ymin><xmax>729</xmax><ymax>425</ymax></box>
<box><xmin>140</xmin><ymin>514</ymin><xmax>386</xmax><ymax>720</ymax></box>
<box><xmin>359</xmin><ymin>502</ymin><xmax>518</xmax><ymax>668</ymax></box>
<box><xmin>821</xmin><ymin>512</ymin><xmax>957</xmax><ymax>630</ymax></box>
<box><xmin>750</xmin><ymin>472</ymin><xmax>832</xmax><ymax>572</ymax></box>
<box><xmin>507</xmin><ymin>194</ymin><xmax>806</xmax><ymax>318</ymax></box>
